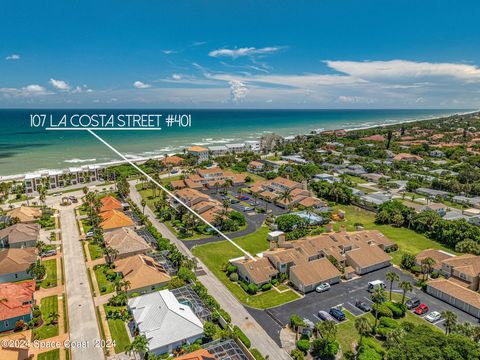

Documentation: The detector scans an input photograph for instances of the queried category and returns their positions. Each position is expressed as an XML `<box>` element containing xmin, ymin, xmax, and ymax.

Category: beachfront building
<box><xmin>244</xmin><ymin>140</ymin><xmax>261</xmax><ymax>153</ymax></box>
<box><xmin>187</xmin><ymin>146</ymin><xmax>209</xmax><ymax>164</ymax></box>
<box><xmin>0</xmin><ymin>248</ymin><xmax>37</xmax><ymax>283</ymax></box>
<box><xmin>231</xmin><ymin>230</ymin><xmax>393</xmax><ymax>293</ymax></box>
<box><xmin>128</xmin><ymin>290</ymin><xmax>204</xmax><ymax>355</ymax></box>
<box><xmin>0</xmin><ymin>280</ymin><xmax>35</xmax><ymax>332</ymax></box>
<box><xmin>0</xmin><ymin>223</ymin><xmax>40</xmax><ymax>249</ymax></box>
<box><xmin>207</xmin><ymin>145</ymin><xmax>228</xmax><ymax>157</ymax></box>
<box><xmin>225</xmin><ymin>143</ymin><xmax>245</xmax><ymax>153</ymax></box>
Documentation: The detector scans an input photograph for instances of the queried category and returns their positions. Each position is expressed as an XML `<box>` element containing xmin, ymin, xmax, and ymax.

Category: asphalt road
<box><xmin>59</xmin><ymin>205</ymin><xmax>105</xmax><ymax>360</ymax></box>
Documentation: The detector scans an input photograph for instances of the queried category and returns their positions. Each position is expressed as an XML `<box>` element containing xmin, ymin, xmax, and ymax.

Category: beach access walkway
<box><xmin>129</xmin><ymin>181</ymin><xmax>291</xmax><ymax>360</ymax></box>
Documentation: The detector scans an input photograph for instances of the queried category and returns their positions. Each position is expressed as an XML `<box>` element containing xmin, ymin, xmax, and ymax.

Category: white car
<box><xmin>315</xmin><ymin>283</ymin><xmax>331</xmax><ymax>293</ymax></box>
<box><xmin>425</xmin><ymin>311</ymin><xmax>442</xmax><ymax>323</ymax></box>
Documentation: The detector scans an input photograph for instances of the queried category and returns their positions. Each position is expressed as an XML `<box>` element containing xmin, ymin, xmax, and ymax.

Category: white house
<box><xmin>244</xmin><ymin>140</ymin><xmax>261</xmax><ymax>153</ymax></box>
<box><xmin>128</xmin><ymin>290</ymin><xmax>204</xmax><ymax>355</ymax></box>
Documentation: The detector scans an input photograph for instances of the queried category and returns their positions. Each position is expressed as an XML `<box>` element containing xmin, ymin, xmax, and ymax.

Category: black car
<box><xmin>355</xmin><ymin>300</ymin><xmax>371</xmax><ymax>312</ymax></box>
<box><xmin>329</xmin><ymin>308</ymin><xmax>346</xmax><ymax>321</ymax></box>
<box><xmin>406</xmin><ymin>297</ymin><xmax>421</xmax><ymax>310</ymax></box>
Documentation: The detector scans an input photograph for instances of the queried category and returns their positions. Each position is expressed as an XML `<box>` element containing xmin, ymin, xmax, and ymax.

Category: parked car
<box><xmin>329</xmin><ymin>308</ymin><xmax>346</xmax><ymax>321</ymax></box>
<box><xmin>414</xmin><ymin>304</ymin><xmax>429</xmax><ymax>315</ymax></box>
<box><xmin>170</xmin><ymin>169</ymin><xmax>179</xmax><ymax>174</ymax></box>
<box><xmin>243</xmin><ymin>206</ymin><xmax>254</xmax><ymax>212</ymax></box>
<box><xmin>355</xmin><ymin>300</ymin><xmax>371</xmax><ymax>312</ymax></box>
<box><xmin>315</xmin><ymin>283</ymin><xmax>331</xmax><ymax>293</ymax></box>
<box><xmin>86</xmin><ymin>230</ymin><xmax>94</xmax><ymax>238</ymax></box>
<box><xmin>40</xmin><ymin>249</ymin><xmax>57</xmax><ymax>257</ymax></box>
<box><xmin>367</xmin><ymin>280</ymin><xmax>386</xmax><ymax>292</ymax></box>
<box><xmin>318</xmin><ymin>311</ymin><xmax>335</xmax><ymax>321</ymax></box>
<box><xmin>406</xmin><ymin>297</ymin><xmax>421</xmax><ymax>310</ymax></box>
<box><xmin>248</xmin><ymin>201</ymin><xmax>257</xmax><ymax>206</ymax></box>
<box><xmin>230</xmin><ymin>199</ymin><xmax>240</xmax><ymax>204</ymax></box>
<box><xmin>425</xmin><ymin>311</ymin><xmax>442</xmax><ymax>323</ymax></box>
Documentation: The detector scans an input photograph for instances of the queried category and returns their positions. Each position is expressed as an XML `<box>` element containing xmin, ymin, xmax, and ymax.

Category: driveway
<box><xmin>250</xmin><ymin>267</ymin><xmax>479</xmax><ymax>335</ymax></box>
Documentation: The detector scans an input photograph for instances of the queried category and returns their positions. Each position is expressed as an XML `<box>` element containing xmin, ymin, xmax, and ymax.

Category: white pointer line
<box><xmin>86</xmin><ymin>129</ymin><xmax>255</xmax><ymax>261</ymax></box>
<box><xmin>46</xmin><ymin>128</ymin><xmax>162</xmax><ymax>131</ymax></box>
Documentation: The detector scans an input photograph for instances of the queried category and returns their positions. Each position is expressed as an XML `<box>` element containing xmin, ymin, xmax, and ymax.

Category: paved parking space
<box><xmin>249</xmin><ymin>266</ymin><xmax>479</xmax><ymax>339</ymax></box>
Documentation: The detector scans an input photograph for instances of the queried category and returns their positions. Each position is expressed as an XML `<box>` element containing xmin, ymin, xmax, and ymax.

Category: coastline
<box><xmin>1</xmin><ymin>109</ymin><xmax>477</xmax><ymax>182</ymax></box>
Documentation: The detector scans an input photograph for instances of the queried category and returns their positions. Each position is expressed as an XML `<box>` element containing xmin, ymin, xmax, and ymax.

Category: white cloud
<box><xmin>133</xmin><ymin>81</ymin><xmax>151</xmax><ymax>89</ymax></box>
<box><xmin>162</xmin><ymin>50</ymin><xmax>176</xmax><ymax>55</ymax></box>
<box><xmin>6</xmin><ymin>54</ymin><xmax>20</xmax><ymax>60</ymax></box>
<box><xmin>209</xmin><ymin>46</ymin><xmax>282</xmax><ymax>59</ymax></box>
<box><xmin>229</xmin><ymin>80</ymin><xmax>248</xmax><ymax>102</ymax></box>
<box><xmin>0</xmin><ymin>84</ymin><xmax>49</xmax><ymax>97</ymax></box>
<box><xmin>49</xmin><ymin>78</ymin><xmax>70</xmax><ymax>91</ymax></box>
<box><xmin>325</xmin><ymin>60</ymin><xmax>480</xmax><ymax>82</ymax></box>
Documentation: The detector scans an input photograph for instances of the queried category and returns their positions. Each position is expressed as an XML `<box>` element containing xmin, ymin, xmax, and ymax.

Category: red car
<box><xmin>414</xmin><ymin>304</ymin><xmax>429</xmax><ymax>315</ymax></box>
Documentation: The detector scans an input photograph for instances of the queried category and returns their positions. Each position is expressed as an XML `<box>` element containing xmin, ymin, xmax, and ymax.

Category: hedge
<box><xmin>250</xmin><ymin>348</ymin><xmax>265</xmax><ymax>360</ymax></box>
<box><xmin>234</xmin><ymin>325</ymin><xmax>251</xmax><ymax>348</ymax></box>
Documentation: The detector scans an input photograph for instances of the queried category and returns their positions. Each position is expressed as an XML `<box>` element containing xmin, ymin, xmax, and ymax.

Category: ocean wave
<box><xmin>64</xmin><ymin>158</ymin><xmax>97</xmax><ymax>163</ymax></box>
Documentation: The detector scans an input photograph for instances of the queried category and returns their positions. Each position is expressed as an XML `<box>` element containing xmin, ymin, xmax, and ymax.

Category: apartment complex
<box><xmin>171</xmin><ymin>167</ymin><xmax>247</xmax><ymax>190</ymax></box>
<box><xmin>232</xmin><ymin>230</ymin><xmax>394</xmax><ymax>293</ymax></box>
<box><xmin>250</xmin><ymin>176</ymin><xmax>325</xmax><ymax>209</ymax></box>
<box><xmin>24</xmin><ymin>164</ymin><xmax>105</xmax><ymax>193</ymax></box>
<box><xmin>170</xmin><ymin>187</ymin><xmax>225</xmax><ymax>223</ymax></box>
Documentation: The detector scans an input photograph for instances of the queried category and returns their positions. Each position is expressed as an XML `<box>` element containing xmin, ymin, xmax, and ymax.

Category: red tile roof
<box><xmin>0</xmin><ymin>281</ymin><xmax>35</xmax><ymax>321</ymax></box>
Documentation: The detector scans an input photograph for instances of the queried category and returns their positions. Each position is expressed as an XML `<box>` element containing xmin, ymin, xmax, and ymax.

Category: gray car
<box><xmin>318</xmin><ymin>310</ymin><xmax>335</xmax><ymax>321</ymax></box>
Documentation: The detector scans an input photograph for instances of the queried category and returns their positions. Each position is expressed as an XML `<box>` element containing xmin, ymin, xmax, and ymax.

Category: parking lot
<box><xmin>247</xmin><ymin>266</ymin><xmax>479</xmax><ymax>345</ymax></box>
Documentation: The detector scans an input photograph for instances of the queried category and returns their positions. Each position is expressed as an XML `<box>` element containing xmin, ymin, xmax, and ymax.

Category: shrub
<box><xmin>233</xmin><ymin>325</ymin><xmax>251</xmax><ymax>348</ymax></box>
<box><xmin>226</xmin><ymin>265</ymin><xmax>238</xmax><ymax>274</ymax></box>
<box><xmin>385</xmin><ymin>302</ymin><xmax>404</xmax><ymax>318</ymax></box>
<box><xmin>240</xmin><ymin>281</ymin><xmax>249</xmax><ymax>292</ymax></box>
<box><xmin>379</xmin><ymin>316</ymin><xmax>399</xmax><ymax>329</ymax></box>
<box><xmin>261</xmin><ymin>283</ymin><xmax>272</xmax><ymax>291</ymax></box>
<box><xmin>373</xmin><ymin>303</ymin><xmax>393</xmax><ymax>318</ymax></box>
<box><xmin>229</xmin><ymin>272</ymin><xmax>239</xmax><ymax>282</ymax></box>
<box><xmin>290</xmin><ymin>349</ymin><xmax>304</xmax><ymax>360</ymax></box>
<box><xmin>247</xmin><ymin>283</ymin><xmax>258</xmax><ymax>294</ymax></box>
<box><xmin>271</xmin><ymin>278</ymin><xmax>279</xmax><ymax>286</ymax></box>
<box><xmin>296</xmin><ymin>339</ymin><xmax>310</xmax><ymax>353</ymax></box>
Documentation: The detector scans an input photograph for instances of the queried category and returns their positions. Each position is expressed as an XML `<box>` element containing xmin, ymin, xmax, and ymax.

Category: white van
<box><xmin>367</xmin><ymin>280</ymin><xmax>386</xmax><ymax>292</ymax></box>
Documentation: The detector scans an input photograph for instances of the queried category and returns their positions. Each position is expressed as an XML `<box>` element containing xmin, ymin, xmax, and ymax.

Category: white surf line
<box><xmin>46</xmin><ymin>128</ymin><xmax>162</xmax><ymax>131</ymax></box>
<box><xmin>86</xmin><ymin>129</ymin><xmax>255</xmax><ymax>260</ymax></box>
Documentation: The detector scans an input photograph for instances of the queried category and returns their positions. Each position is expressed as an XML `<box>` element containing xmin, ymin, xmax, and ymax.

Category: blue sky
<box><xmin>1</xmin><ymin>0</ymin><xmax>480</xmax><ymax>108</ymax></box>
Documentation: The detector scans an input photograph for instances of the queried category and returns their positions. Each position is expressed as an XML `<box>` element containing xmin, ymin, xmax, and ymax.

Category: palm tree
<box><xmin>104</xmin><ymin>246</ymin><xmax>119</xmax><ymax>265</ymax></box>
<box><xmin>385</xmin><ymin>327</ymin><xmax>404</xmax><ymax>349</ymax></box>
<box><xmin>49</xmin><ymin>311</ymin><xmax>60</xmax><ymax>325</ymax></box>
<box><xmin>278</xmin><ymin>189</ymin><xmax>293</xmax><ymax>208</ymax></box>
<box><xmin>125</xmin><ymin>334</ymin><xmax>149</xmax><ymax>357</ymax></box>
<box><xmin>399</xmin><ymin>281</ymin><xmax>413</xmax><ymax>305</ymax></box>
<box><xmin>141</xmin><ymin>199</ymin><xmax>146</xmax><ymax>214</ymax></box>
<box><xmin>441</xmin><ymin>310</ymin><xmax>457</xmax><ymax>334</ymax></box>
<box><xmin>385</xmin><ymin>271</ymin><xmax>400</xmax><ymax>301</ymax></box>
<box><xmin>355</xmin><ymin>317</ymin><xmax>372</xmax><ymax>345</ymax></box>
<box><xmin>371</xmin><ymin>287</ymin><xmax>386</xmax><ymax>329</ymax></box>
<box><xmin>251</xmin><ymin>192</ymin><xmax>259</xmax><ymax>205</ymax></box>
<box><xmin>421</xmin><ymin>257</ymin><xmax>436</xmax><ymax>281</ymax></box>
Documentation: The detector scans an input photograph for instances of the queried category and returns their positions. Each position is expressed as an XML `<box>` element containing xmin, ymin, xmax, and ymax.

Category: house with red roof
<box><xmin>0</xmin><ymin>280</ymin><xmax>35</xmax><ymax>332</ymax></box>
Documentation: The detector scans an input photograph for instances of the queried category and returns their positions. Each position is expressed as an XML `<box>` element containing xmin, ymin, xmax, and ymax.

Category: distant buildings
<box><xmin>171</xmin><ymin>168</ymin><xmax>246</xmax><ymax>190</ymax></box>
<box><xmin>187</xmin><ymin>146</ymin><xmax>209</xmax><ymax>164</ymax></box>
<box><xmin>128</xmin><ymin>290</ymin><xmax>204</xmax><ymax>355</ymax></box>
<box><xmin>393</xmin><ymin>153</ymin><xmax>423</xmax><ymax>162</ymax></box>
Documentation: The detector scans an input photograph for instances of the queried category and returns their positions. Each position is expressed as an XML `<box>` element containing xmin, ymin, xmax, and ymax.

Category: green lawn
<box><xmin>34</xmin><ymin>295</ymin><xmax>59</xmax><ymax>340</ymax></box>
<box><xmin>41</xmin><ymin>259</ymin><xmax>57</xmax><ymax>288</ymax></box>
<box><xmin>82</xmin><ymin>219</ymin><xmax>92</xmax><ymax>234</ymax></box>
<box><xmin>88</xmin><ymin>242</ymin><xmax>104</xmax><ymax>260</ymax></box>
<box><xmin>333</xmin><ymin>205</ymin><xmax>459</xmax><ymax>264</ymax></box>
<box><xmin>94</xmin><ymin>266</ymin><xmax>115</xmax><ymax>295</ymax></box>
<box><xmin>192</xmin><ymin>227</ymin><xmax>300</xmax><ymax>309</ymax></box>
<box><xmin>38</xmin><ymin>349</ymin><xmax>60</xmax><ymax>360</ymax></box>
<box><xmin>104</xmin><ymin>305</ymin><xmax>131</xmax><ymax>353</ymax></box>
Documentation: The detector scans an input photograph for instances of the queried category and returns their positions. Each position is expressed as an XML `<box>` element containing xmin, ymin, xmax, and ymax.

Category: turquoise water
<box><xmin>0</xmin><ymin>109</ymin><xmax>469</xmax><ymax>176</ymax></box>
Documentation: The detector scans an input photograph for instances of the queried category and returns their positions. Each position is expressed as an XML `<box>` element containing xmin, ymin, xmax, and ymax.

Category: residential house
<box><xmin>187</xmin><ymin>146</ymin><xmax>209</xmax><ymax>164</ymax></box>
<box><xmin>244</xmin><ymin>140</ymin><xmax>261</xmax><ymax>153</ymax></box>
<box><xmin>100</xmin><ymin>210</ymin><xmax>134</xmax><ymax>232</ymax></box>
<box><xmin>176</xmin><ymin>168</ymin><xmax>246</xmax><ymax>189</ymax></box>
<box><xmin>248</xmin><ymin>161</ymin><xmax>265</xmax><ymax>173</ymax></box>
<box><xmin>362</xmin><ymin>134</ymin><xmax>386</xmax><ymax>142</ymax></box>
<box><xmin>416</xmin><ymin>188</ymin><xmax>451</xmax><ymax>199</ymax></box>
<box><xmin>128</xmin><ymin>290</ymin><xmax>204</xmax><ymax>355</ymax></box>
<box><xmin>0</xmin><ymin>248</ymin><xmax>37</xmax><ymax>283</ymax></box>
<box><xmin>427</xmin><ymin>279</ymin><xmax>480</xmax><ymax>318</ymax></box>
<box><xmin>175</xmin><ymin>349</ymin><xmax>217</xmax><ymax>360</ymax></box>
<box><xmin>103</xmin><ymin>227</ymin><xmax>151</xmax><ymax>259</ymax></box>
<box><xmin>171</xmin><ymin>188</ymin><xmax>225</xmax><ymax>223</ymax></box>
<box><xmin>114</xmin><ymin>254</ymin><xmax>171</xmax><ymax>295</ymax></box>
<box><xmin>0</xmin><ymin>223</ymin><xmax>40</xmax><ymax>249</ymax></box>
<box><xmin>6</xmin><ymin>207</ymin><xmax>42</xmax><ymax>224</ymax></box>
<box><xmin>231</xmin><ymin>256</ymin><xmax>279</xmax><ymax>286</ymax></box>
<box><xmin>313</xmin><ymin>173</ymin><xmax>339</xmax><ymax>183</ymax></box>
<box><xmin>358</xmin><ymin>192</ymin><xmax>392</xmax><ymax>208</ymax></box>
<box><xmin>429</xmin><ymin>150</ymin><xmax>445</xmax><ymax>158</ymax></box>
<box><xmin>100</xmin><ymin>196</ymin><xmax>123</xmax><ymax>213</ymax></box>
<box><xmin>415</xmin><ymin>249</ymin><xmax>455</xmax><ymax>271</ymax></box>
<box><xmin>0</xmin><ymin>281</ymin><xmax>35</xmax><ymax>332</ymax></box>
<box><xmin>161</xmin><ymin>155</ymin><xmax>184</xmax><ymax>167</ymax></box>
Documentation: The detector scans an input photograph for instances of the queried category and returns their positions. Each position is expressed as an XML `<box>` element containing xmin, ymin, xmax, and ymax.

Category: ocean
<box><xmin>0</xmin><ymin>109</ymin><xmax>470</xmax><ymax>177</ymax></box>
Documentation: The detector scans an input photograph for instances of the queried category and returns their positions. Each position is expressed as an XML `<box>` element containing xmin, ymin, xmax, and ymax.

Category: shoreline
<box><xmin>1</xmin><ymin>109</ymin><xmax>478</xmax><ymax>182</ymax></box>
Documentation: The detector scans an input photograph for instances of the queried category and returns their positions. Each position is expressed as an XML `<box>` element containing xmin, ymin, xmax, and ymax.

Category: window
<box><xmin>4</xmin><ymin>320</ymin><xmax>9</xmax><ymax>328</ymax></box>
<box><xmin>460</xmin><ymin>273</ymin><xmax>467</xmax><ymax>280</ymax></box>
